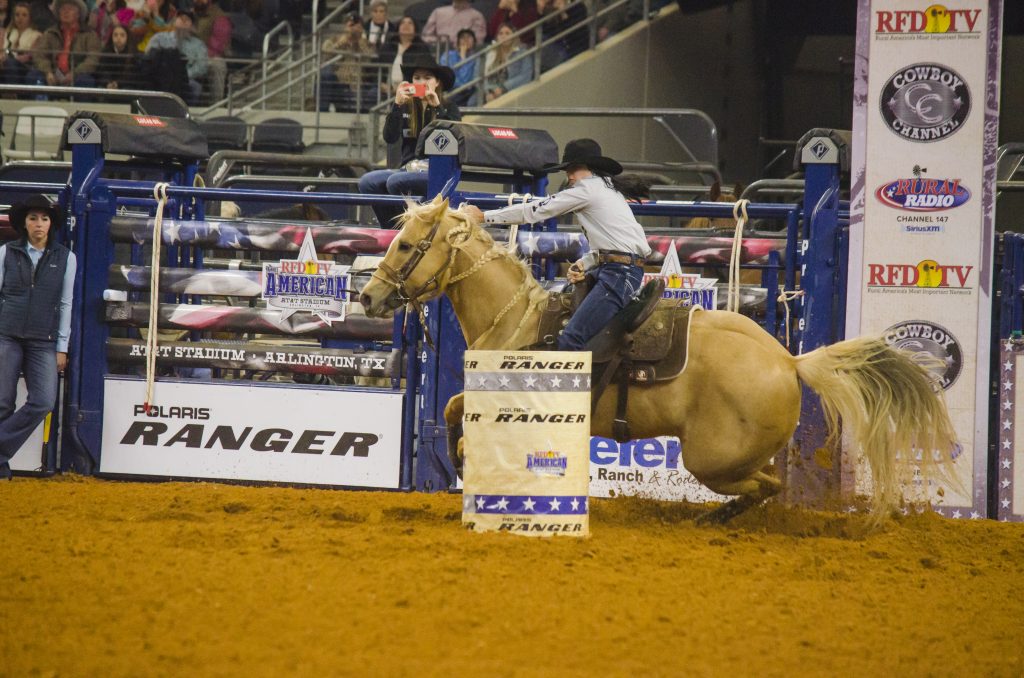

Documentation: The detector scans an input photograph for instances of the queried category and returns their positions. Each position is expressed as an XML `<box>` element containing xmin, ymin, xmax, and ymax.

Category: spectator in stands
<box><xmin>0</xmin><ymin>195</ymin><xmax>76</xmax><ymax>481</ymax></box>
<box><xmin>364</xmin><ymin>0</ymin><xmax>393</xmax><ymax>51</ymax></box>
<box><xmin>146</xmin><ymin>9</ymin><xmax>208</xmax><ymax>103</ymax></box>
<box><xmin>422</xmin><ymin>0</ymin><xmax>484</xmax><ymax>49</ymax></box>
<box><xmin>91</xmin><ymin>0</ymin><xmax>125</xmax><ymax>45</ymax></box>
<box><xmin>483</xmin><ymin>21</ymin><xmax>531</xmax><ymax>102</ymax></box>
<box><xmin>1</xmin><ymin>1</ymin><xmax>40</xmax><ymax>84</ymax></box>
<box><xmin>377</xmin><ymin>15</ymin><xmax>429</xmax><ymax>98</ymax></box>
<box><xmin>193</xmin><ymin>0</ymin><xmax>231</xmax><ymax>103</ymax></box>
<box><xmin>29</xmin><ymin>0</ymin><xmax>101</xmax><ymax>89</ymax></box>
<box><xmin>129</xmin><ymin>0</ymin><xmax>175</xmax><ymax>51</ymax></box>
<box><xmin>0</xmin><ymin>0</ymin><xmax>10</xmax><ymax>29</ymax></box>
<box><xmin>319</xmin><ymin>12</ymin><xmax>374</xmax><ymax>112</ymax></box>
<box><xmin>536</xmin><ymin>0</ymin><xmax>586</xmax><ymax>70</ymax></box>
<box><xmin>96</xmin><ymin>22</ymin><xmax>135</xmax><ymax>88</ymax></box>
<box><xmin>358</xmin><ymin>53</ymin><xmax>461</xmax><ymax>226</ymax></box>
<box><xmin>28</xmin><ymin>0</ymin><xmax>55</xmax><ymax>32</ymax></box>
<box><xmin>487</xmin><ymin>0</ymin><xmax>537</xmax><ymax>44</ymax></box>
<box><xmin>438</xmin><ymin>27</ymin><xmax>477</xmax><ymax>106</ymax></box>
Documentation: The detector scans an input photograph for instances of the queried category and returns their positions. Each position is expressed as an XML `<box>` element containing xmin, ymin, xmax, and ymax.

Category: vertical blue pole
<box><xmin>64</xmin><ymin>127</ymin><xmax>110</xmax><ymax>473</ymax></box>
<box><xmin>788</xmin><ymin>132</ymin><xmax>844</xmax><ymax>509</ymax></box>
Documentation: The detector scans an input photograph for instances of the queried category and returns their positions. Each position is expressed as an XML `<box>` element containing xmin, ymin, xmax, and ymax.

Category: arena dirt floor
<box><xmin>2</xmin><ymin>475</ymin><xmax>1023</xmax><ymax>677</ymax></box>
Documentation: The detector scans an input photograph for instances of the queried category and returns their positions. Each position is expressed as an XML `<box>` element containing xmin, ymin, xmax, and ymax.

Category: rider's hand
<box><xmin>423</xmin><ymin>82</ymin><xmax>441</xmax><ymax>107</ymax></box>
<box><xmin>567</xmin><ymin>261</ymin><xmax>586</xmax><ymax>284</ymax></box>
<box><xmin>462</xmin><ymin>204</ymin><xmax>484</xmax><ymax>223</ymax></box>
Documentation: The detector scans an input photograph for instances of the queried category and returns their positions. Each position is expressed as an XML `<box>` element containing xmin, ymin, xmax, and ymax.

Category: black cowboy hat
<box><xmin>400</xmin><ymin>52</ymin><xmax>456</xmax><ymax>91</ymax></box>
<box><xmin>543</xmin><ymin>138</ymin><xmax>623</xmax><ymax>176</ymax></box>
<box><xmin>9</xmin><ymin>194</ymin><xmax>62</xmax><ymax>236</ymax></box>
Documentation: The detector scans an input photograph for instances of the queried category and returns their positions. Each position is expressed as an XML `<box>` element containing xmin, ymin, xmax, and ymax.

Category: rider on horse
<box><xmin>464</xmin><ymin>138</ymin><xmax>651</xmax><ymax>350</ymax></box>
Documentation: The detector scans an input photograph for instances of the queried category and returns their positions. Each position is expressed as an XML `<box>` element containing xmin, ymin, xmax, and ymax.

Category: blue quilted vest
<box><xmin>0</xmin><ymin>239</ymin><xmax>71</xmax><ymax>342</ymax></box>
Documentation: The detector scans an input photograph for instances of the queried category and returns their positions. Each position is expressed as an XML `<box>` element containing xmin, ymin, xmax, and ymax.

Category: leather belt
<box><xmin>597</xmin><ymin>251</ymin><xmax>646</xmax><ymax>266</ymax></box>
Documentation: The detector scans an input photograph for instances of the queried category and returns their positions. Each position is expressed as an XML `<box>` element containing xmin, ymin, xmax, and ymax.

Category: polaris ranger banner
<box><xmin>462</xmin><ymin>351</ymin><xmax>591</xmax><ymax>537</ymax></box>
<box><xmin>99</xmin><ymin>378</ymin><xmax>403</xmax><ymax>488</ymax></box>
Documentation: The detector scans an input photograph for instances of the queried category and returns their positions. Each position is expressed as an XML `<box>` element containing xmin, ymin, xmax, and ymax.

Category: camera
<box><xmin>403</xmin><ymin>83</ymin><xmax>427</xmax><ymax>98</ymax></box>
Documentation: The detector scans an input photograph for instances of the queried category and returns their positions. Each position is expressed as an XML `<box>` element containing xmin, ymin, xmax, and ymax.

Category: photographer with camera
<box><xmin>357</xmin><ymin>53</ymin><xmax>461</xmax><ymax>227</ymax></box>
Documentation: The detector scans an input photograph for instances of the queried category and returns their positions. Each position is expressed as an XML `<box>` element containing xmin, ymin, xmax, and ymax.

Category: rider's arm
<box><xmin>482</xmin><ymin>184</ymin><xmax>589</xmax><ymax>225</ymax></box>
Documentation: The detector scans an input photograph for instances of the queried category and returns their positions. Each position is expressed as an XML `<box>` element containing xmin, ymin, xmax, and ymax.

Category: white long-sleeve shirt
<box><xmin>483</xmin><ymin>176</ymin><xmax>652</xmax><ymax>260</ymax></box>
<box><xmin>0</xmin><ymin>243</ymin><xmax>77</xmax><ymax>353</ymax></box>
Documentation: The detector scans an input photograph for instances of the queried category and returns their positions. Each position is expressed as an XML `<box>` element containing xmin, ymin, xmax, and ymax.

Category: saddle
<box><xmin>533</xmin><ymin>278</ymin><xmax>696</xmax><ymax>443</ymax></box>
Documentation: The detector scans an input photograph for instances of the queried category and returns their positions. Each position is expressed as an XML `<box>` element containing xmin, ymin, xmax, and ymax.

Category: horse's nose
<box><xmin>359</xmin><ymin>292</ymin><xmax>374</xmax><ymax>311</ymax></box>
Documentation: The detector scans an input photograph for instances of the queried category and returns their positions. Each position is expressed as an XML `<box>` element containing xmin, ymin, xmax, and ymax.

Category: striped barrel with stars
<box><xmin>461</xmin><ymin>351</ymin><xmax>592</xmax><ymax>537</ymax></box>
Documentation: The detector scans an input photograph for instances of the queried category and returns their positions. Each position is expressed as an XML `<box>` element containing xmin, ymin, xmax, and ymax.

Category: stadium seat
<box><xmin>201</xmin><ymin>116</ymin><xmax>249</xmax><ymax>153</ymax></box>
<box><xmin>6</xmin><ymin>106</ymin><xmax>66</xmax><ymax>161</ymax></box>
<box><xmin>251</xmin><ymin>117</ymin><xmax>305</xmax><ymax>154</ymax></box>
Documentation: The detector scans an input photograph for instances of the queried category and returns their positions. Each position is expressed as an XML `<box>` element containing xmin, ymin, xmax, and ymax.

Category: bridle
<box><xmin>370</xmin><ymin>212</ymin><xmax>544</xmax><ymax>350</ymax></box>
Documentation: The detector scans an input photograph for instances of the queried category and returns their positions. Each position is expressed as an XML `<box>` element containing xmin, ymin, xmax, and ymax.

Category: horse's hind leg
<box><xmin>696</xmin><ymin>471</ymin><xmax>781</xmax><ymax>525</ymax></box>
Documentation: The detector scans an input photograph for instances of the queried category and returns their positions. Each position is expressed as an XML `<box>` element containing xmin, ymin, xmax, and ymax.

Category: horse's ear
<box><xmin>709</xmin><ymin>181</ymin><xmax>721</xmax><ymax>202</ymax></box>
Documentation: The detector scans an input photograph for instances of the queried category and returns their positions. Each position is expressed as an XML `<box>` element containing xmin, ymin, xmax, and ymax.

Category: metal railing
<box><xmin>370</xmin><ymin>106</ymin><xmax>718</xmax><ymax>172</ymax></box>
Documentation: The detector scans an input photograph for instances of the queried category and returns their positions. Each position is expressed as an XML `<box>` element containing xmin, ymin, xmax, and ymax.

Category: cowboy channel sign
<box><xmin>643</xmin><ymin>244</ymin><xmax>718</xmax><ymax>308</ymax></box>
<box><xmin>262</xmin><ymin>228</ymin><xmax>352</xmax><ymax>322</ymax></box>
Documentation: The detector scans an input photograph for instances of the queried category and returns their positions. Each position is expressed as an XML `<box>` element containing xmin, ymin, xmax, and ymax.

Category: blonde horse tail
<box><xmin>792</xmin><ymin>336</ymin><xmax>959</xmax><ymax>518</ymax></box>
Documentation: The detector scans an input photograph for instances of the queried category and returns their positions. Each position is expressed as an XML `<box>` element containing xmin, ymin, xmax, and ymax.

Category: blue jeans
<box><xmin>559</xmin><ymin>263</ymin><xmax>644</xmax><ymax>350</ymax></box>
<box><xmin>0</xmin><ymin>336</ymin><xmax>58</xmax><ymax>466</ymax></box>
<box><xmin>358</xmin><ymin>168</ymin><xmax>429</xmax><ymax>227</ymax></box>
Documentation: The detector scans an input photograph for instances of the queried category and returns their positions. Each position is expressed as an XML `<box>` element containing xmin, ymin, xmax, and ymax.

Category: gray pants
<box><xmin>208</xmin><ymin>57</ymin><xmax>227</xmax><ymax>102</ymax></box>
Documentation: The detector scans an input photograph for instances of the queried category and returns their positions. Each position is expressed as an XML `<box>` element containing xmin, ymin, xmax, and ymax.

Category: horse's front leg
<box><xmin>444</xmin><ymin>392</ymin><xmax>465</xmax><ymax>479</ymax></box>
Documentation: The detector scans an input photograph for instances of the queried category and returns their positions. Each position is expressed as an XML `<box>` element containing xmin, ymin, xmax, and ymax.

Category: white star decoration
<box><xmin>1004</xmin><ymin>440</ymin><xmax>1012</xmax><ymax>450</ymax></box>
<box><xmin>1003</xmin><ymin>400</ymin><xmax>1013</xmax><ymax>411</ymax></box>
<box><xmin>498</xmin><ymin>375</ymin><xmax>510</xmax><ymax>388</ymax></box>
<box><xmin>970</xmin><ymin>511</ymin><xmax>981</xmax><ymax>520</ymax></box>
<box><xmin>1002</xmin><ymin>479</ymin><xmax>1011</xmax><ymax>489</ymax></box>
<box><xmin>523</xmin><ymin>375</ymin><xmax>537</xmax><ymax>388</ymax></box>
<box><xmin>572</xmin><ymin>376</ymin><xmax>581</xmax><ymax>388</ymax></box>
<box><xmin>1005</xmin><ymin>360</ymin><xmax>1014</xmax><ymax>372</ymax></box>
<box><xmin>1004</xmin><ymin>340</ymin><xmax>1014</xmax><ymax>352</ymax></box>
<box><xmin>495</xmin><ymin>497</ymin><xmax>509</xmax><ymax>511</ymax></box>
<box><xmin>549</xmin><ymin>498</ymin><xmax>561</xmax><ymax>511</ymax></box>
<box><xmin>476</xmin><ymin>497</ymin><xmax>486</xmax><ymax>509</ymax></box>
<box><xmin>570</xmin><ymin>498</ymin><xmax>580</xmax><ymax>511</ymax></box>
<box><xmin>1001</xmin><ymin>499</ymin><xmax>1011</xmax><ymax>508</ymax></box>
<box><xmin>550</xmin><ymin>375</ymin><xmax>562</xmax><ymax>388</ymax></box>
<box><xmin>1003</xmin><ymin>419</ymin><xmax>1012</xmax><ymax>431</ymax></box>
<box><xmin>1003</xmin><ymin>459</ymin><xmax>1012</xmax><ymax>469</ymax></box>
<box><xmin>952</xmin><ymin>509</ymin><xmax>963</xmax><ymax>519</ymax></box>
<box><xmin>477</xmin><ymin>375</ymin><xmax>488</xmax><ymax>387</ymax></box>
<box><xmin>522</xmin><ymin>497</ymin><xmax>536</xmax><ymax>511</ymax></box>
<box><xmin>1004</xmin><ymin>380</ymin><xmax>1013</xmax><ymax>391</ymax></box>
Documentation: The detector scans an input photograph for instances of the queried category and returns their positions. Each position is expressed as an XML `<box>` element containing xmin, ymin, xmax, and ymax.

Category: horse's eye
<box><xmin>397</xmin><ymin>241</ymin><xmax>412</xmax><ymax>252</ymax></box>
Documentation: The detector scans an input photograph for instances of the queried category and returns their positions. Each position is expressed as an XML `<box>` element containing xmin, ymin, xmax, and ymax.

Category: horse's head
<box><xmin>359</xmin><ymin>195</ymin><xmax>479</xmax><ymax>317</ymax></box>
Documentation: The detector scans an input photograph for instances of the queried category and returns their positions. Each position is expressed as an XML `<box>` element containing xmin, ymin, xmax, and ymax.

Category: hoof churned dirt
<box><xmin>1</xmin><ymin>476</ymin><xmax>1022</xmax><ymax>677</ymax></box>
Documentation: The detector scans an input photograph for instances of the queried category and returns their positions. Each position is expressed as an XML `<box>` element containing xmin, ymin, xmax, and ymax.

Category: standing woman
<box><xmin>464</xmin><ymin>139</ymin><xmax>651</xmax><ymax>350</ymax></box>
<box><xmin>0</xmin><ymin>195</ymin><xmax>76</xmax><ymax>480</ymax></box>
<box><xmin>357</xmin><ymin>53</ymin><xmax>461</xmax><ymax>226</ymax></box>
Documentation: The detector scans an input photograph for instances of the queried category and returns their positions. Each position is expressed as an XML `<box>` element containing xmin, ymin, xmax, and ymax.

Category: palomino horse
<box><xmin>359</xmin><ymin>197</ymin><xmax>959</xmax><ymax>522</ymax></box>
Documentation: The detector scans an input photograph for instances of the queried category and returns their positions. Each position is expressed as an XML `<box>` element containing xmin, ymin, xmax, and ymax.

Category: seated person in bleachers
<box><xmin>129</xmin><ymin>0</ymin><xmax>175</xmax><ymax>50</ymax></box>
<box><xmin>487</xmin><ymin>0</ymin><xmax>537</xmax><ymax>45</ymax></box>
<box><xmin>536</xmin><ymin>0</ymin><xmax>586</xmax><ymax>70</ymax></box>
<box><xmin>483</xmin><ymin>21</ymin><xmax>532</xmax><ymax>102</ymax></box>
<box><xmin>422</xmin><ymin>0</ymin><xmax>484</xmax><ymax>50</ymax></box>
<box><xmin>438</xmin><ymin>27</ymin><xmax>478</xmax><ymax>106</ymax></box>
<box><xmin>146</xmin><ymin>9</ymin><xmax>208</xmax><ymax>103</ymax></box>
<box><xmin>364</xmin><ymin>0</ymin><xmax>394</xmax><ymax>51</ymax></box>
<box><xmin>358</xmin><ymin>53</ymin><xmax>461</xmax><ymax>227</ymax></box>
<box><xmin>28</xmin><ymin>0</ymin><xmax>55</xmax><ymax>32</ymax></box>
<box><xmin>28</xmin><ymin>0</ymin><xmax>100</xmax><ymax>88</ymax></box>
<box><xmin>193</xmin><ymin>0</ymin><xmax>231</xmax><ymax>103</ymax></box>
<box><xmin>1</xmin><ymin>1</ymin><xmax>41</xmax><ymax>85</ymax></box>
<box><xmin>377</xmin><ymin>15</ymin><xmax>430</xmax><ymax>99</ymax></box>
<box><xmin>96</xmin><ymin>23</ymin><xmax>136</xmax><ymax>88</ymax></box>
<box><xmin>319</xmin><ymin>12</ymin><xmax>375</xmax><ymax>112</ymax></box>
